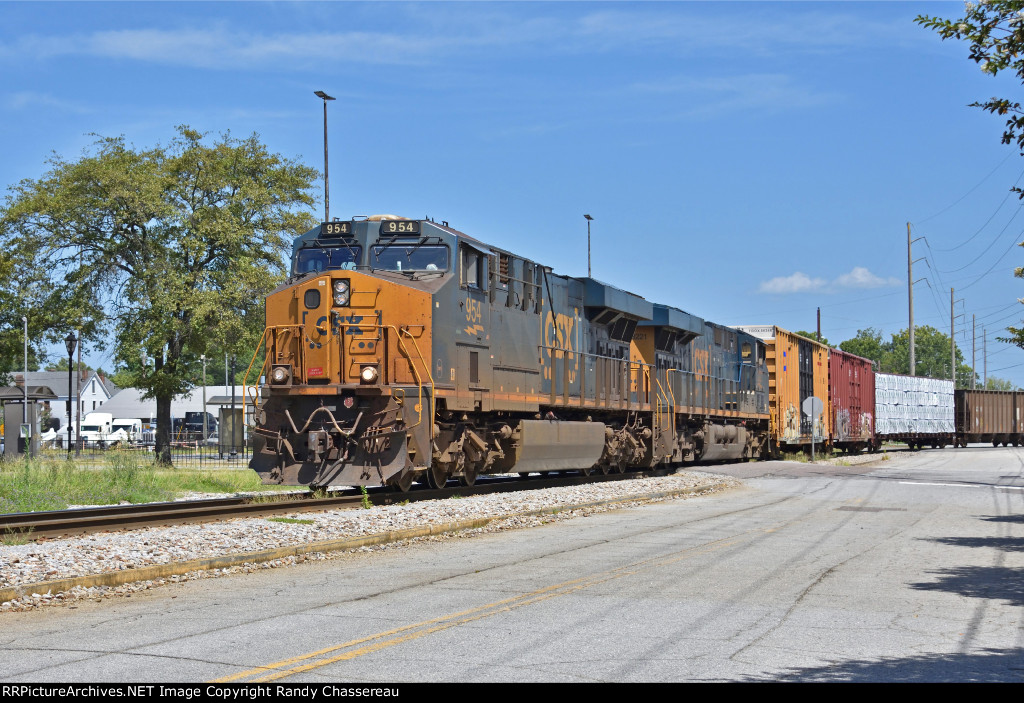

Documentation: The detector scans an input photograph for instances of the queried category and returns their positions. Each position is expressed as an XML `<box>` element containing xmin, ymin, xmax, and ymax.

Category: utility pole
<box><xmin>816</xmin><ymin>307</ymin><xmax>821</xmax><ymax>342</ymax></box>
<box><xmin>908</xmin><ymin>223</ymin><xmax>915</xmax><ymax>376</ymax></box>
<box><xmin>984</xmin><ymin>327</ymin><xmax>987</xmax><ymax>388</ymax></box>
<box><xmin>972</xmin><ymin>314</ymin><xmax>976</xmax><ymax>390</ymax></box>
<box><xmin>950</xmin><ymin>288</ymin><xmax>955</xmax><ymax>385</ymax></box>
<box><xmin>75</xmin><ymin>331</ymin><xmax>81</xmax><ymax>457</ymax></box>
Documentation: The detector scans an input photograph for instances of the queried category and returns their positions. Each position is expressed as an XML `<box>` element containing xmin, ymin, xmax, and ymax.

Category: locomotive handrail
<box><xmin>330</xmin><ymin>320</ymin><xmax>432</xmax><ymax>434</ymax></box>
<box><xmin>396</xmin><ymin>325</ymin><xmax>436</xmax><ymax>435</ymax></box>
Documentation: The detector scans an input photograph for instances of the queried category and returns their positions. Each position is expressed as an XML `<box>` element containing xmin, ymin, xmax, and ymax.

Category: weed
<box><xmin>267</xmin><ymin>517</ymin><xmax>315</xmax><ymax>525</ymax></box>
<box><xmin>359</xmin><ymin>485</ymin><xmax>372</xmax><ymax>509</ymax></box>
<box><xmin>1</xmin><ymin>527</ymin><xmax>34</xmax><ymax>546</ymax></box>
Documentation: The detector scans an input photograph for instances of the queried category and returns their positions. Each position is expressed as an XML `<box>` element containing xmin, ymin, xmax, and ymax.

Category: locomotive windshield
<box><xmin>294</xmin><ymin>245</ymin><xmax>363</xmax><ymax>274</ymax></box>
<box><xmin>371</xmin><ymin>243</ymin><xmax>448</xmax><ymax>272</ymax></box>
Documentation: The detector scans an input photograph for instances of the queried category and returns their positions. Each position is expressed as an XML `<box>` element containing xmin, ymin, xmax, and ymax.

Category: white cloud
<box><xmin>631</xmin><ymin>74</ymin><xmax>840</xmax><ymax>118</ymax></box>
<box><xmin>4</xmin><ymin>91</ymin><xmax>92</xmax><ymax>114</ymax></box>
<box><xmin>834</xmin><ymin>266</ymin><xmax>901</xmax><ymax>289</ymax></box>
<box><xmin>760</xmin><ymin>266</ymin><xmax>900</xmax><ymax>294</ymax></box>
<box><xmin>759</xmin><ymin>272</ymin><xmax>827</xmax><ymax>294</ymax></box>
<box><xmin>0</xmin><ymin>8</ymin><xmax>919</xmax><ymax>71</ymax></box>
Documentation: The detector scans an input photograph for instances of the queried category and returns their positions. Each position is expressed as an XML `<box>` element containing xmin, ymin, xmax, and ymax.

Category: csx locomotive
<box><xmin>247</xmin><ymin>215</ymin><xmax>771</xmax><ymax>489</ymax></box>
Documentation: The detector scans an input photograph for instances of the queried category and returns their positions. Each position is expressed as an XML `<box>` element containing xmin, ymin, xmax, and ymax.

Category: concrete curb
<box><xmin>0</xmin><ymin>481</ymin><xmax>726</xmax><ymax>605</ymax></box>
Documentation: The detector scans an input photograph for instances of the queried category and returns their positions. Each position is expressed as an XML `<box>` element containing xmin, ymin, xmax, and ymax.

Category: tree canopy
<box><xmin>794</xmin><ymin>330</ymin><xmax>830</xmax><ymax>347</ymax></box>
<box><xmin>917</xmin><ymin>2</ymin><xmax>1024</xmax><ymax>350</ymax></box>
<box><xmin>0</xmin><ymin>126</ymin><xmax>318</xmax><ymax>462</ymax></box>
<box><xmin>838</xmin><ymin>326</ymin><xmax>977</xmax><ymax>387</ymax></box>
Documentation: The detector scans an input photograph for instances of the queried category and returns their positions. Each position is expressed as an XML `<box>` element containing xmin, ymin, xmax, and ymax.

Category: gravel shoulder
<box><xmin>0</xmin><ymin>471</ymin><xmax>740</xmax><ymax>612</ymax></box>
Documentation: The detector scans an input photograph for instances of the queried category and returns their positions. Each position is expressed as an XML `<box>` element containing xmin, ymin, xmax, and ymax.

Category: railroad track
<box><xmin>0</xmin><ymin>471</ymin><xmax>660</xmax><ymax>541</ymax></box>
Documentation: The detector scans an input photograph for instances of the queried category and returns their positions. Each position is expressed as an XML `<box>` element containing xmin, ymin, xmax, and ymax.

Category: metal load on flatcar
<box><xmin>733</xmin><ymin>325</ymin><xmax>829</xmax><ymax>454</ymax></box>
<box><xmin>247</xmin><ymin>215</ymin><xmax>771</xmax><ymax>489</ymax></box>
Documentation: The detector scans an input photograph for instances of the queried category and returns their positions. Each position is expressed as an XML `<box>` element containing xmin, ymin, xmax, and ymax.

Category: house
<box><xmin>10</xmin><ymin>370</ymin><xmax>118</xmax><ymax>431</ymax></box>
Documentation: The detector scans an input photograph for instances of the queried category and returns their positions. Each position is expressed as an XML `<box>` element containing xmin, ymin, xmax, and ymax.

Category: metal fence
<box><xmin>17</xmin><ymin>431</ymin><xmax>252</xmax><ymax>469</ymax></box>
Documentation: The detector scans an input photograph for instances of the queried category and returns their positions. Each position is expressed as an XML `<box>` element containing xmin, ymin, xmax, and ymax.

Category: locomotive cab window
<box><xmin>371</xmin><ymin>243</ymin><xmax>448</xmax><ymax>272</ymax></box>
<box><xmin>294</xmin><ymin>245</ymin><xmax>363</xmax><ymax>275</ymax></box>
<box><xmin>461</xmin><ymin>245</ymin><xmax>487</xmax><ymax>290</ymax></box>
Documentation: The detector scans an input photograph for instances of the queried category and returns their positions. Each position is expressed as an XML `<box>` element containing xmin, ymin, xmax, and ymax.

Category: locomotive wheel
<box><xmin>459</xmin><ymin>466</ymin><xmax>478</xmax><ymax>487</ymax></box>
<box><xmin>993</xmin><ymin>440</ymin><xmax>1000</xmax><ymax>447</ymax></box>
<box><xmin>599</xmin><ymin>462</ymin><xmax>611</xmax><ymax>475</ymax></box>
<box><xmin>427</xmin><ymin>464</ymin><xmax>448</xmax><ymax>489</ymax></box>
<box><xmin>580</xmin><ymin>465</ymin><xmax>593</xmax><ymax>477</ymax></box>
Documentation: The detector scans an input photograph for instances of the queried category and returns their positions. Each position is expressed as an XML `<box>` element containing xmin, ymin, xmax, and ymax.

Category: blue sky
<box><xmin>3</xmin><ymin>1</ymin><xmax>1024</xmax><ymax>385</ymax></box>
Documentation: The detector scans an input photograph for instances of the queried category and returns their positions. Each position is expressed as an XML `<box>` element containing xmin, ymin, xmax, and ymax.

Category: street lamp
<box><xmin>583</xmin><ymin>214</ymin><xmax>594</xmax><ymax>278</ymax></box>
<box><xmin>200</xmin><ymin>354</ymin><xmax>208</xmax><ymax>448</ymax></box>
<box><xmin>21</xmin><ymin>317</ymin><xmax>27</xmax><ymax>425</ymax></box>
<box><xmin>314</xmin><ymin>90</ymin><xmax>336</xmax><ymax>222</ymax></box>
<box><xmin>64</xmin><ymin>332</ymin><xmax>77</xmax><ymax>457</ymax></box>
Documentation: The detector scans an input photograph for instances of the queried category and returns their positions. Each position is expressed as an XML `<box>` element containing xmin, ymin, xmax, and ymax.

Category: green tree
<box><xmin>917</xmin><ymin>3</ymin><xmax>1024</xmax><ymax>350</ymax></box>
<box><xmin>0</xmin><ymin>127</ymin><xmax>318</xmax><ymax>463</ymax></box>
<box><xmin>794</xmin><ymin>330</ymin><xmax>830</xmax><ymax>347</ymax></box>
<box><xmin>0</xmin><ymin>246</ymin><xmax>48</xmax><ymax>384</ymax></box>
<box><xmin>838</xmin><ymin>326</ymin><xmax>976</xmax><ymax>386</ymax></box>
<box><xmin>839</xmin><ymin>328</ymin><xmax>886</xmax><ymax>367</ymax></box>
<box><xmin>985</xmin><ymin>375</ymin><xmax>1017</xmax><ymax>390</ymax></box>
<box><xmin>881</xmin><ymin>326</ymin><xmax>976</xmax><ymax>386</ymax></box>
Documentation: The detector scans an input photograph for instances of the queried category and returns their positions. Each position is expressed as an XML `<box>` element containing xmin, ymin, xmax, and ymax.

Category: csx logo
<box><xmin>692</xmin><ymin>346</ymin><xmax>709</xmax><ymax>377</ymax></box>
<box><xmin>542</xmin><ymin>311</ymin><xmax>577</xmax><ymax>384</ymax></box>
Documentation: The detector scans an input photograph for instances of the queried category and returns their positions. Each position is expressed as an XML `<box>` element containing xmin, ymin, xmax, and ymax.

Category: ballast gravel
<box><xmin>0</xmin><ymin>471</ymin><xmax>738</xmax><ymax>612</ymax></box>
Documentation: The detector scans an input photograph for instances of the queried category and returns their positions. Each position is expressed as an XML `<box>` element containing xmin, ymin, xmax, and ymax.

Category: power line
<box><xmin>916</xmin><ymin>150</ymin><xmax>1016</xmax><ymax>225</ymax></box>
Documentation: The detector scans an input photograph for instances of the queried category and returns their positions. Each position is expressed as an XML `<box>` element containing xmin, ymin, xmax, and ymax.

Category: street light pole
<box><xmin>584</xmin><ymin>214</ymin><xmax>594</xmax><ymax>277</ymax></box>
<box><xmin>201</xmin><ymin>355</ymin><xmax>208</xmax><ymax>445</ymax></box>
<box><xmin>64</xmin><ymin>332</ymin><xmax>77</xmax><ymax>458</ymax></box>
<box><xmin>314</xmin><ymin>90</ymin><xmax>336</xmax><ymax>222</ymax></box>
<box><xmin>21</xmin><ymin>316</ymin><xmax>27</xmax><ymax>426</ymax></box>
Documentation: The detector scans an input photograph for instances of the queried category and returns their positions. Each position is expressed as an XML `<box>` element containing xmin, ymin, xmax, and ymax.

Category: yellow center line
<box><xmin>214</xmin><ymin>530</ymin><xmax>760</xmax><ymax>682</ymax></box>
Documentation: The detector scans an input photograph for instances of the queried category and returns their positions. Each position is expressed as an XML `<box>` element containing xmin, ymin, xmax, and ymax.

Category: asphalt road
<box><xmin>1</xmin><ymin>445</ymin><xmax>1022</xmax><ymax>682</ymax></box>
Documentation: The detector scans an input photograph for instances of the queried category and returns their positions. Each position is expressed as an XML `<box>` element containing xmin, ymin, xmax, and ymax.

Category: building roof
<box><xmin>12</xmin><ymin>370</ymin><xmax>118</xmax><ymax>399</ymax></box>
<box><xmin>99</xmin><ymin>386</ymin><xmax>251</xmax><ymax>420</ymax></box>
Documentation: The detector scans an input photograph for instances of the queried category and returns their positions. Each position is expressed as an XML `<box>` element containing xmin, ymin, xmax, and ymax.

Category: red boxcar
<box><xmin>829</xmin><ymin>348</ymin><xmax>876</xmax><ymax>451</ymax></box>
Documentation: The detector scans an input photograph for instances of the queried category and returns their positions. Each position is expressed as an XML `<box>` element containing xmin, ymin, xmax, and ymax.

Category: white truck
<box><xmin>109</xmin><ymin>418</ymin><xmax>143</xmax><ymax>446</ymax></box>
<box><xmin>78</xmin><ymin>412</ymin><xmax>113</xmax><ymax>447</ymax></box>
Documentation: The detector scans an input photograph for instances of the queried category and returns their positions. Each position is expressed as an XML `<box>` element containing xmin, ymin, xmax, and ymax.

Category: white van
<box><xmin>109</xmin><ymin>418</ymin><xmax>143</xmax><ymax>446</ymax></box>
<box><xmin>79</xmin><ymin>412</ymin><xmax>114</xmax><ymax>447</ymax></box>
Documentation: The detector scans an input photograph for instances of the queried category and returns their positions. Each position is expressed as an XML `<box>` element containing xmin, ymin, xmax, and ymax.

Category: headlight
<box><xmin>270</xmin><ymin>365</ymin><xmax>291</xmax><ymax>385</ymax></box>
<box><xmin>360</xmin><ymin>365</ymin><xmax>379</xmax><ymax>384</ymax></box>
<box><xmin>332</xmin><ymin>279</ymin><xmax>350</xmax><ymax>306</ymax></box>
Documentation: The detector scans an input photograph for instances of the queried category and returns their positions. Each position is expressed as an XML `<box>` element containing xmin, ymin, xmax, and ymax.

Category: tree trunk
<box><xmin>155</xmin><ymin>392</ymin><xmax>173</xmax><ymax>466</ymax></box>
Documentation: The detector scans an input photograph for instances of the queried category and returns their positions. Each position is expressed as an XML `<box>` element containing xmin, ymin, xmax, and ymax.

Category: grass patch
<box><xmin>2</xmin><ymin>527</ymin><xmax>34</xmax><ymax>546</ymax></box>
<box><xmin>359</xmin><ymin>485</ymin><xmax>372</xmax><ymax>509</ymax></box>
<box><xmin>267</xmin><ymin>517</ymin><xmax>315</xmax><ymax>525</ymax></box>
<box><xmin>0</xmin><ymin>453</ymin><xmax>292</xmax><ymax>514</ymax></box>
